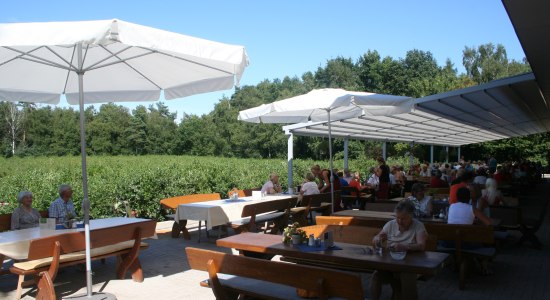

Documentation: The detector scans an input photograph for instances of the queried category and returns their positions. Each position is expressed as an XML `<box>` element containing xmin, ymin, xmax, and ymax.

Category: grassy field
<box><xmin>0</xmin><ymin>155</ymin><xmax>411</xmax><ymax>219</ymax></box>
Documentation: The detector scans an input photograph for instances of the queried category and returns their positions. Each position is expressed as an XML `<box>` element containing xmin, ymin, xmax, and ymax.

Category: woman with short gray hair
<box><xmin>11</xmin><ymin>191</ymin><xmax>41</xmax><ymax>230</ymax></box>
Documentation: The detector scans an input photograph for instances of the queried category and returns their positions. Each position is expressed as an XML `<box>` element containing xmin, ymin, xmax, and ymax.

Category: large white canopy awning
<box><xmin>284</xmin><ymin>73</ymin><xmax>549</xmax><ymax>146</ymax></box>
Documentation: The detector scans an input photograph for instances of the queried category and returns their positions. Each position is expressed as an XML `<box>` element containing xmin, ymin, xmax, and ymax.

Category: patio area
<box><xmin>1</xmin><ymin>180</ymin><xmax>549</xmax><ymax>300</ymax></box>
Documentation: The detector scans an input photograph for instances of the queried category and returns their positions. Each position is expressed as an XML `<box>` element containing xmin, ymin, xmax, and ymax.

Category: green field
<box><xmin>1</xmin><ymin>155</ymin><xmax>413</xmax><ymax>220</ymax></box>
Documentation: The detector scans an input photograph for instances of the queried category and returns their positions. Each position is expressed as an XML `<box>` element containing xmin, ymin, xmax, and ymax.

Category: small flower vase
<box><xmin>291</xmin><ymin>234</ymin><xmax>302</xmax><ymax>245</ymax></box>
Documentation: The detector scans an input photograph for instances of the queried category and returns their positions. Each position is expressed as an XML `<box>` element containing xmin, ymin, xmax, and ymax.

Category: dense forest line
<box><xmin>1</xmin><ymin>43</ymin><xmax>548</xmax><ymax>164</ymax></box>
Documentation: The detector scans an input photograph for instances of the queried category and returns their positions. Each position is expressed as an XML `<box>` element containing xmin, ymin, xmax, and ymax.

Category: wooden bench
<box><xmin>290</xmin><ymin>193</ymin><xmax>334</xmax><ymax>226</ymax></box>
<box><xmin>340</xmin><ymin>186</ymin><xmax>372</xmax><ymax>209</ymax></box>
<box><xmin>491</xmin><ymin>200</ymin><xmax>546</xmax><ymax>249</ymax></box>
<box><xmin>231</xmin><ymin>197</ymin><xmax>298</xmax><ymax>234</ymax></box>
<box><xmin>423</xmin><ymin>223</ymin><xmax>495</xmax><ymax>289</ymax></box>
<box><xmin>160</xmin><ymin>193</ymin><xmax>221</xmax><ymax>238</ymax></box>
<box><xmin>186</xmin><ymin>247</ymin><xmax>365</xmax><ymax>300</ymax></box>
<box><xmin>10</xmin><ymin>219</ymin><xmax>156</xmax><ymax>299</ymax></box>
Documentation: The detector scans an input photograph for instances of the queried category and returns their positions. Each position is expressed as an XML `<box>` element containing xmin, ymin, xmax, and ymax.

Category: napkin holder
<box><xmin>39</xmin><ymin>218</ymin><xmax>56</xmax><ymax>230</ymax></box>
<box><xmin>323</xmin><ymin>231</ymin><xmax>334</xmax><ymax>249</ymax></box>
<box><xmin>252</xmin><ymin>191</ymin><xmax>262</xmax><ymax>200</ymax></box>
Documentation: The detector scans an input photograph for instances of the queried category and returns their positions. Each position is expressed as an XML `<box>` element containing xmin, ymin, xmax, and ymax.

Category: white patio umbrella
<box><xmin>0</xmin><ymin>19</ymin><xmax>248</xmax><ymax>299</ymax></box>
<box><xmin>238</xmin><ymin>88</ymin><xmax>412</xmax><ymax>210</ymax></box>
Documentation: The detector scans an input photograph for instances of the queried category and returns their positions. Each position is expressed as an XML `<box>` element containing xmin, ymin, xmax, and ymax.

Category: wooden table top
<box><xmin>217</xmin><ymin>232</ymin><xmax>449</xmax><ymax>275</ymax></box>
<box><xmin>333</xmin><ymin>210</ymin><xmax>395</xmax><ymax>221</ymax></box>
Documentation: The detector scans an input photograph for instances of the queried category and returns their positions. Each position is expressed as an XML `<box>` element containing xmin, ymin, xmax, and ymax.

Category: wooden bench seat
<box><xmin>423</xmin><ymin>223</ymin><xmax>495</xmax><ymax>289</ymax></box>
<box><xmin>186</xmin><ymin>247</ymin><xmax>365</xmax><ymax>300</ymax></box>
<box><xmin>10</xmin><ymin>219</ymin><xmax>155</xmax><ymax>299</ymax></box>
<box><xmin>160</xmin><ymin>193</ymin><xmax>221</xmax><ymax>238</ymax></box>
<box><xmin>231</xmin><ymin>198</ymin><xmax>298</xmax><ymax>234</ymax></box>
<box><xmin>290</xmin><ymin>193</ymin><xmax>334</xmax><ymax>226</ymax></box>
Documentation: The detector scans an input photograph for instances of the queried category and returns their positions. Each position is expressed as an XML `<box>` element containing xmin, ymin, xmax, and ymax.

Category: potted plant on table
<box><xmin>282</xmin><ymin>222</ymin><xmax>307</xmax><ymax>245</ymax></box>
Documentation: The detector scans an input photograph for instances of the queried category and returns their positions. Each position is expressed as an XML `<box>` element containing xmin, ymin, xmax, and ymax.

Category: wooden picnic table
<box><xmin>174</xmin><ymin>194</ymin><xmax>296</xmax><ymax>240</ymax></box>
<box><xmin>217</xmin><ymin>232</ymin><xmax>449</xmax><ymax>300</ymax></box>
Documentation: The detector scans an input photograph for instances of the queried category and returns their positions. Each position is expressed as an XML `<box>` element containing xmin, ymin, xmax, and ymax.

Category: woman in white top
<box><xmin>448</xmin><ymin>187</ymin><xmax>491</xmax><ymax>225</ymax></box>
<box><xmin>300</xmin><ymin>172</ymin><xmax>320</xmax><ymax>196</ymax></box>
<box><xmin>260</xmin><ymin>173</ymin><xmax>282</xmax><ymax>194</ymax></box>
<box><xmin>478</xmin><ymin>178</ymin><xmax>503</xmax><ymax>217</ymax></box>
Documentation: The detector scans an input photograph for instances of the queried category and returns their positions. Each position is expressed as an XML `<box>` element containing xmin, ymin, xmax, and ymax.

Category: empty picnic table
<box><xmin>174</xmin><ymin>194</ymin><xmax>296</xmax><ymax>241</ymax></box>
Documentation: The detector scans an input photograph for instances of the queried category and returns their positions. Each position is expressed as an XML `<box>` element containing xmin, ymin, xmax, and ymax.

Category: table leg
<box><xmin>172</xmin><ymin>219</ymin><xmax>191</xmax><ymax>240</ymax></box>
<box><xmin>398</xmin><ymin>273</ymin><xmax>418</xmax><ymax>300</ymax></box>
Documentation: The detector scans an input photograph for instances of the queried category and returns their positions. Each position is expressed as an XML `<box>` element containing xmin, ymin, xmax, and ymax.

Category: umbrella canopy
<box><xmin>238</xmin><ymin>88</ymin><xmax>412</xmax><ymax>123</ymax></box>
<box><xmin>238</xmin><ymin>88</ymin><xmax>413</xmax><ymax>213</ymax></box>
<box><xmin>0</xmin><ymin>19</ymin><xmax>248</xmax><ymax>104</ymax></box>
<box><xmin>0</xmin><ymin>19</ymin><xmax>248</xmax><ymax>299</ymax></box>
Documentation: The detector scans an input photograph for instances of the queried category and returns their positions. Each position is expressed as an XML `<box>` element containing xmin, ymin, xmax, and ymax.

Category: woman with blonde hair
<box><xmin>300</xmin><ymin>172</ymin><xmax>320</xmax><ymax>196</ymax></box>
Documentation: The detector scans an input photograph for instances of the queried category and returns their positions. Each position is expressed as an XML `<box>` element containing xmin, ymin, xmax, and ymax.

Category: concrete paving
<box><xmin>1</xmin><ymin>180</ymin><xmax>550</xmax><ymax>299</ymax></box>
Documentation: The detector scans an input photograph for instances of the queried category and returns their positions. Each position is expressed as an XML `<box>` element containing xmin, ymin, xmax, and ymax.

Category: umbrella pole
<box><xmin>327</xmin><ymin>109</ymin><xmax>335</xmax><ymax>213</ymax></box>
<box><xmin>68</xmin><ymin>44</ymin><xmax>116</xmax><ymax>300</ymax></box>
<box><xmin>76</xmin><ymin>43</ymin><xmax>93</xmax><ymax>298</ymax></box>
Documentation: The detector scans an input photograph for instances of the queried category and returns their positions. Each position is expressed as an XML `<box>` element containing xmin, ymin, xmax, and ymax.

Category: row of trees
<box><xmin>2</xmin><ymin>43</ymin><xmax>548</xmax><ymax>163</ymax></box>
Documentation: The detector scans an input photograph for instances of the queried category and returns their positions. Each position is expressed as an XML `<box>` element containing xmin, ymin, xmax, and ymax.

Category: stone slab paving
<box><xmin>1</xmin><ymin>181</ymin><xmax>549</xmax><ymax>299</ymax></box>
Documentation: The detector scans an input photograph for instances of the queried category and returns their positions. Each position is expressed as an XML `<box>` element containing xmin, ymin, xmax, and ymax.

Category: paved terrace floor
<box><xmin>1</xmin><ymin>179</ymin><xmax>550</xmax><ymax>300</ymax></box>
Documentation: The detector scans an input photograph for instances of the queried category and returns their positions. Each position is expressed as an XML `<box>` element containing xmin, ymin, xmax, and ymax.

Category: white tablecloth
<box><xmin>175</xmin><ymin>195</ymin><xmax>294</xmax><ymax>230</ymax></box>
<box><xmin>0</xmin><ymin>217</ymin><xmax>152</xmax><ymax>260</ymax></box>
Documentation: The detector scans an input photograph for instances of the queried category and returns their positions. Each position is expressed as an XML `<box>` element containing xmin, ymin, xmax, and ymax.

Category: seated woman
<box><xmin>260</xmin><ymin>173</ymin><xmax>282</xmax><ymax>194</ymax></box>
<box><xmin>300</xmin><ymin>172</ymin><xmax>320</xmax><ymax>196</ymax></box>
<box><xmin>448</xmin><ymin>187</ymin><xmax>491</xmax><ymax>226</ymax></box>
<box><xmin>446</xmin><ymin>187</ymin><xmax>493</xmax><ymax>274</ymax></box>
<box><xmin>370</xmin><ymin>200</ymin><xmax>427</xmax><ymax>300</ymax></box>
<box><xmin>11</xmin><ymin>191</ymin><xmax>41</xmax><ymax>230</ymax></box>
<box><xmin>477</xmin><ymin>178</ymin><xmax>503</xmax><ymax>216</ymax></box>
<box><xmin>407</xmin><ymin>183</ymin><xmax>432</xmax><ymax>218</ymax></box>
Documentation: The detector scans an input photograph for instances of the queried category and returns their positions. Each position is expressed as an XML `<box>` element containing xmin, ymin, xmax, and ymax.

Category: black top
<box><xmin>379</xmin><ymin>164</ymin><xmax>390</xmax><ymax>183</ymax></box>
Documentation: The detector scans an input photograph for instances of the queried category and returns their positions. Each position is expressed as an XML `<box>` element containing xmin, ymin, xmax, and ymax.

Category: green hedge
<box><xmin>0</xmin><ymin>155</ymin><xmax>414</xmax><ymax>220</ymax></box>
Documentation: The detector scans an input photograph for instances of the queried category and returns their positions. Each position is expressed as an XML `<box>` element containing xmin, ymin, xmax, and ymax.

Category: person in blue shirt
<box><xmin>48</xmin><ymin>184</ymin><xmax>77</xmax><ymax>224</ymax></box>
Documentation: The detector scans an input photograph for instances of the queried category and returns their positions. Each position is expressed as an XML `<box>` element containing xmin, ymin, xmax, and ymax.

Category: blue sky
<box><xmin>2</xmin><ymin>0</ymin><xmax>526</xmax><ymax>120</ymax></box>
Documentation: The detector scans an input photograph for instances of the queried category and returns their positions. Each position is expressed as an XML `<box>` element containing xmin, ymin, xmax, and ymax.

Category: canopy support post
<box><xmin>430</xmin><ymin>145</ymin><xmax>434</xmax><ymax>164</ymax></box>
<box><xmin>287</xmin><ymin>132</ymin><xmax>294</xmax><ymax>193</ymax></box>
<box><xmin>445</xmin><ymin>146</ymin><xmax>449</xmax><ymax>163</ymax></box>
<box><xmin>457</xmin><ymin>146</ymin><xmax>461</xmax><ymax>162</ymax></box>
<box><xmin>343</xmin><ymin>138</ymin><xmax>349</xmax><ymax>170</ymax></box>
<box><xmin>382</xmin><ymin>141</ymin><xmax>387</xmax><ymax>160</ymax></box>
<box><xmin>327</xmin><ymin>109</ymin><xmax>335</xmax><ymax>213</ymax></box>
<box><xmin>409</xmin><ymin>142</ymin><xmax>414</xmax><ymax>169</ymax></box>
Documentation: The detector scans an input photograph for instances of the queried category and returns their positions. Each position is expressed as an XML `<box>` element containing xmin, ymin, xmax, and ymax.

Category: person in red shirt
<box><xmin>430</xmin><ymin>170</ymin><xmax>449</xmax><ymax>188</ymax></box>
<box><xmin>449</xmin><ymin>171</ymin><xmax>474</xmax><ymax>204</ymax></box>
<box><xmin>493</xmin><ymin>166</ymin><xmax>505</xmax><ymax>183</ymax></box>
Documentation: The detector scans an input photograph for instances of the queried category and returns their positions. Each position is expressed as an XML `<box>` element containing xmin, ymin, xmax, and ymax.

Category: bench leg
<box><xmin>15</xmin><ymin>274</ymin><xmax>24</xmax><ymax>300</ymax></box>
<box><xmin>116</xmin><ymin>253</ymin><xmax>144</xmax><ymax>282</ymax></box>
<box><xmin>128</xmin><ymin>259</ymin><xmax>144</xmax><ymax>282</ymax></box>
<box><xmin>459</xmin><ymin>260</ymin><xmax>466</xmax><ymax>290</ymax></box>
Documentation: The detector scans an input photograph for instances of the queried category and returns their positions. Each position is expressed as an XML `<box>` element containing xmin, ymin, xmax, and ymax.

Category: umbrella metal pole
<box><xmin>327</xmin><ymin>109</ymin><xmax>335</xmax><ymax>213</ymax></box>
<box><xmin>77</xmin><ymin>43</ymin><xmax>93</xmax><ymax>298</ymax></box>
